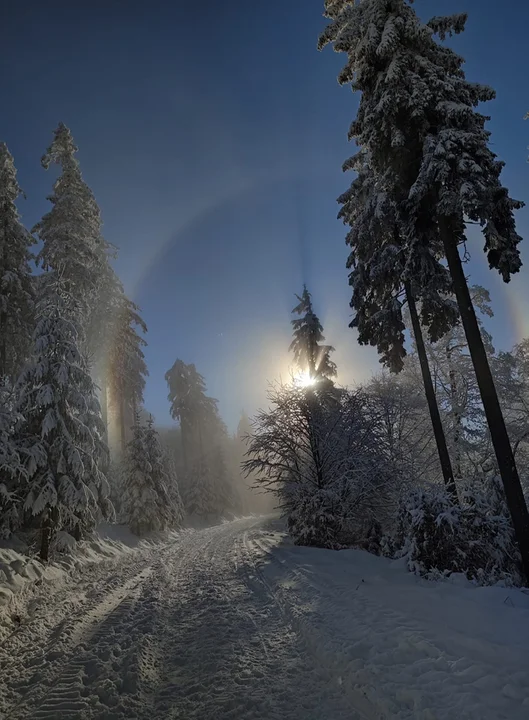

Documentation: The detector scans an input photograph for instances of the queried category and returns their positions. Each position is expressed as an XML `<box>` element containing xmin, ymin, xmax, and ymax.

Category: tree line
<box><xmin>244</xmin><ymin>1</ymin><xmax>529</xmax><ymax>585</ymax></box>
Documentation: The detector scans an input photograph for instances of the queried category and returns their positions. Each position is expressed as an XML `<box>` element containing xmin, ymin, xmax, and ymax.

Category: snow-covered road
<box><xmin>0</xmin><ymin>517</ymin><xmax>366</xmax><ymax>720</ymax></box>
<box><xmin>2</xmin><ymin>516</ymin><xmax>529</xmax><ymax>719</ymax></box>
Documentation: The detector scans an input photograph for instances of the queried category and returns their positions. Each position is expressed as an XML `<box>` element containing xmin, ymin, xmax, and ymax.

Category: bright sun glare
<box><xmin>294</xmin><ymin>370</ymin><xmax>316</xmax><ymax>388</ymax></box>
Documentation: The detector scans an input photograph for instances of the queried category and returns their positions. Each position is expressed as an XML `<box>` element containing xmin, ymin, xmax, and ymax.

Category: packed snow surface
<box><xmin>0</xmin><ymin>516</ymin><xmax>528</xmax><ymax>719</ymax></box>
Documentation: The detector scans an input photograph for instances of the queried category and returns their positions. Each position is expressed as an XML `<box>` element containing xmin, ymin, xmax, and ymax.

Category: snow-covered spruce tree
<box><xmin>244</xmin><ymin>382</ymin><xmax>395</xmax><ymax>548</ymax></box>
<box><xmin>324</xmin><ymin>154</ymin><xmax>458</xmax><ymax>496</ymax></box>
<box><xmin>33</xmin><ymin>124</ymin><xmax>111</xmax><ymax>345</ymax></box>
<box><xmin>165</xmin><ymin>360</ymin><xmax>218</xmax><ymax>472</ymax></box>
<box><xmin>0</xmin><ymin>144</ymin><xmax>35</xmax><ymax>384</ymax></box>
<box><xmin>320</xmin><ymin>2</ymin><xmax>529</xmax><ymax>579</ymax></box>
<box><xmin>121</xmin><ymin>419</ymin><xmax>156</xmax><ymax>535</ymax></box>
<box><xmin>14</xmin><ymin>275</ymin><xmax>111</xmax><ymax>560</ymax></box>
<box><xmin>0</xmin><ymin>388</ymin><xmax>26</xmax><ymax>538</ymax></box>
<box><xmin>289</xmin><ymin>286</ymin><xmax>337</xmax><ymax>382</ymax></box>
<box><xmin>163</xmin><ymin>451</ymin><xmax>185</xmax><ymax>528</ymax></box>
<box><xmin>144</xmin><ymin>416</ymin><xmax>183</xmax><ymax>528</ymax></box>
<box><xmin>106</xmin><ymin>292</ymin><xmax>148</xmax><ymax>454</ymax></box>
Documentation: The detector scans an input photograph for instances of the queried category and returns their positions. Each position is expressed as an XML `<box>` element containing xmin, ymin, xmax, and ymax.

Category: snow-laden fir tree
<box><xmin>144</xmin><ymin>415</ymin><xmax>183</xmax><ymax>528</ymax></box>
<box><xmin>319</xmin><ymin>0</ymin><xmax>529</xmax><ymax>579</ymax></box>
<box><xmin>121</xmin><ymin>419</ymin><xmax>156</xmax><ymax>535</ymax></box>
<box><xmin>0</xmin><ymin>388</ymin><xmax>26</xmax><ymax>538</ymax></box>
<box><xmin>0</xmin><ymin>144</ymin><xmax>35</xmax><ymax>384</ymax></box>
<box><xmin>106</xmin><ymin>292</ymin><xmax>148</xmax><ymax>454</ymax></box>
<box><xmin>325</xmin><ymin>155</ymin><xmax>457</xmax><ymax>496</ymax></box>
<box><xmin>33</xmin><ymin>123</ymin><xmax>115</xmax><ymax>364</ymax></box>
<box><xmin>163</xmin><ymin>450</ymin><xmax>185</xmax><ymax>528</ymax></box>
<box><xmin>289</xmin><ymin>286</ymin><xmax>336</xmax><ymax>382</ymax></box>
<box><xmin>166</xmin><ymin>360</ymin><xmax>218</xmax><ymax>471</ymax></box>
<box><xmin>14</xmin><ymin>274</ymin><xmax>111</xmax><ymax>560</ymax></box>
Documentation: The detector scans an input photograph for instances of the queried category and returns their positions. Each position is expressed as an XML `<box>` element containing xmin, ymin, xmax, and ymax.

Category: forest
<box><xmin>1</xmin><ymin>0</ymin><xmax>529</xmax><ymax>594</ymax></box>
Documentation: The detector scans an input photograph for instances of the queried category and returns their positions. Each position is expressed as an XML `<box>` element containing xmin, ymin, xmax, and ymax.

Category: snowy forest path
<box><xmin>0</xmin><ymin>517</ymin><xmax>369</xmax><ymax>720</ymax></box>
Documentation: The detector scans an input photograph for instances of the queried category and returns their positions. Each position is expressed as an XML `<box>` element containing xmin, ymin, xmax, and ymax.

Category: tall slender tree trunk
<box><xmin>119</xmin><ymin>391</ymin><xmax>126</xmax><ymax>456</ymax></box>
<box><xmin>405</xmin><ymin>282</ymin><xmax>457</xmax><ymax>501</ymax></box>
<box><xmin>181</xmin><ymin>422</ymin><xmax>189</xmax><ymax>475</ymax></box>
<box><xmin>440</xmin><ymin>218</ymin><xmax>529</xmax><ymax>583</ymax></box>
<box><xmin>446</xmin><ymin>346</ymin><xmax>463</xmax><ymax>481</ymax></box>
<box><xmin>100</xmin><ymin>375</ymin><xmax>109</xmax><ymax>445</ymax></box>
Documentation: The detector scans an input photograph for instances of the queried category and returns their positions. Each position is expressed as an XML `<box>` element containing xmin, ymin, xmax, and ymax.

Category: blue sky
<box><xmin>3</xmin><ymin>0</ymin><xmax>529</xmax><ymax>430</ymax></box>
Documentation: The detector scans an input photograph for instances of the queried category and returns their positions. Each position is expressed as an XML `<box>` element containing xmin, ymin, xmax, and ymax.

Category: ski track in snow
<box><xmin>1</xmin><ymin>516</ymin><xmax>528</xmax><ymax>719</ymax></box>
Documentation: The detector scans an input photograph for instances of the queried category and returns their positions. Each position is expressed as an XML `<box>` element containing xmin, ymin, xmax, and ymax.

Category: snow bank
<box><xmin>251</xmin><ymin>522</ymin><xmax>529</xmax><ymax>720</ymax></box>
<box><xmin>0</xmin><ymin>523</ymin><xmax>175</xmax><ymax>641</ymax></box>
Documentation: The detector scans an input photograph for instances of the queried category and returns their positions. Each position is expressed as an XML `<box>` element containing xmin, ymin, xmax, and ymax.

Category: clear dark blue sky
<box><xmin>3</xmin><ymin>0</ymin><xmax>528</xmax><ymax>430</ymax></box>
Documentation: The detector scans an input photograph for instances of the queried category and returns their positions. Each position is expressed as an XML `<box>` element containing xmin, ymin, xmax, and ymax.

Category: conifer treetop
<box><xmin>319</xmin><ymin>0</ymin><xmax>523</xmax><ymax>284</ymax></box>
<box><xmin>33</xmin><ymin>123</ymin><xmax>105</xmax><ymax>311</ymax></box>
<box><xmin>289</xmin><ymin>285</ymin><xmax>337</xmax><ymax>380</ymax></box>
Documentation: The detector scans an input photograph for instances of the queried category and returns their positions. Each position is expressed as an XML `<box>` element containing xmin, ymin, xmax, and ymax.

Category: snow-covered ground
<box><xmin>0</xmin><ymin>516</ymin><xmax>528</xmax><ymax>719</ymax></box>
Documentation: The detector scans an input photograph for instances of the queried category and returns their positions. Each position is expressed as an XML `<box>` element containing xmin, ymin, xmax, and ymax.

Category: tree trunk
<box><xmin>40</xmin><ymin>507</ymin><xmax>59</xmax><ymax>562</ymax></box>
<box><xmin>440</xmin><ymin>217</ymin><xmax>529</xmax><ymax>583</ymax></box>
<box><xmin>119</xmin><ymin>391</ymin><xmax>126</xmax><ymax>456</ymax></box>
<box><xmin>181</xmin><ymin>422</ymin><xmax>189</xmax><ymax>475</ymax></box>
<box><xmin>446</xmin><ymin>346</ymin><xmax>463</xmax><ymax>481</ymax></box>
<box><xmin>405</xmin><ymin>282</ymin><xmax>457</xmax><ymax>501</ymax></box>
<box><xmin>100</xmin><ymin>375</ymin><xmax>109</xmax><ymax>446</ymax></box>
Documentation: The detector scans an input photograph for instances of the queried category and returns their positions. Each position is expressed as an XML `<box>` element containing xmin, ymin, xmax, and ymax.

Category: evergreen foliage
<box><xmin>289</xmin><ymin>286</ymin><xmax>336</xmax><ymax>381</ymax></box>
<box><xmin>0</xmin><ymin>389</ymin><xmax>25</xmax><ymax>538</ymax></box>
<box><xmin>33</xmin><ymin>124</ymin><xmax>110</xmax><ymax>331</ymax></box>
<box><xmin>319</xmin><ymin>0</ymin><xmax>529</xmax><ymax>580</ymax></box>
<box><xmin>0</xmin><ymin>143</ymin><xmax>35</xmax><ymax>383</ymax></box>
<box><xmin>144</xmin><ymin>416</ymin><xmax>183</xmax><ymax>528</ymax></box>
<box><xmin>392</xmin><ymin>478</ymin><xmax>522</xmax><ymax>586</ymax></box>
<box><xmin>14</xmin><ymin>277</ymin><xmax>111</xmax><ymax>558</ymax></box>
<box><xmin>107</xmin><ymin>293</ymin><xmax>148</xmax><ymax>450</ymax></box>
<box><xmin>121</xmin><ymin>416</ymin><xmax>183</xmax><ymax>535</ymax></box>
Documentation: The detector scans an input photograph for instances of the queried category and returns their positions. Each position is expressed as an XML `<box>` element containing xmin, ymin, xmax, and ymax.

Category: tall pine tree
<box><xmin>320</xmin><ymin>0</ymin><xmax>529</xmax><ymax>578</ymax></box>
<box><xmin>0</xmin><ymin>143</ymin><xmax>35</xmax><ymax>384</ymax></box>
<box><xmin>144</xmin><ymin>415</ymin><xmax>183</xmax><ymax>528</ymax></box>
<box><xmin>289</xmin><ymin>286</ymin><xmax>336</xmax><ymax>382</ymax></box>
<box><xmin>34</xmin><ymin>124</ymin><xmax>102</xmax><ymax>320</ymax></box>
<box><xmin>107</xmin><ymin>293</ymin><xmax>148</xmax><ymax>454</ymax></box>
<box><xmin>121</xmin><ymin>418</ymin><xmax>157</xmax><ymax>536</ymax></box>
<box><xmin>14</xmin><ymin>275</ymin><xmax>111</xmax><ymax>560</ymax></box>
<box><xmin>166</xmin><ymin>360</ymin><xmax>217</xmax><ymax>472</ymax></box>
<box><xmin>0</xmin><ymin>390</ymin><xmax>25</xmax><ymax>538</ymax></box>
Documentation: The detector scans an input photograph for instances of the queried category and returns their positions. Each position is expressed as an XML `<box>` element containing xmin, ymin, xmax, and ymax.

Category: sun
<box><xmin>294</xmin><ymin>370</ymin><xmax>316</xmax><ymax>388</ymax></box>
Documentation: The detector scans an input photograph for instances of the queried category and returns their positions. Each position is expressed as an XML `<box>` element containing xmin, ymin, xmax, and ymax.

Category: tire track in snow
<box><xmin>150</xmin><ymin>517</ymin><xmax>359</xmax><ymax>720</ymax></box>
<box><xmin>8</xmin><ymin>565</ymin><xmax>155</xmax><ymax>719</ymax></box>
<box><xmin>15</xmin><ymin>528</ymin><xmax>224</xmax><ymax>720</ymax></box>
